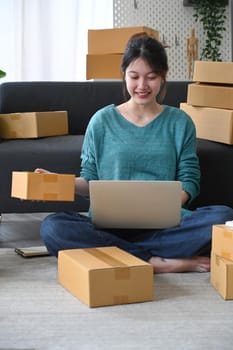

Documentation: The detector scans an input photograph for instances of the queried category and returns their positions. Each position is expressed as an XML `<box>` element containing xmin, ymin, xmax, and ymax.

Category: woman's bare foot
<box><xmin>148</xmin><ymin>256</ymin><xmax>210</xmax><ymax>273</ymax></box>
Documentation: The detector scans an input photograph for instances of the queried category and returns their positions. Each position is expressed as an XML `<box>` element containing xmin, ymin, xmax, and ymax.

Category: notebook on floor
<box><xmin>15</xmin><ymin>245</ymin><xmax>50</xmax><ymax>258</ymax></box>
<box><xmin>89</xmin><ymin>180</ymin><xmax>182</xmax><ymax>229</ymax></box>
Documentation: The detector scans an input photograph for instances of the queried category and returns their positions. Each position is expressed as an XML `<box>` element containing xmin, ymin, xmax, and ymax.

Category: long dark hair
<box><xmin>121</xmin><ymin>32</ymin><xmax>169</xmax><ymax>103</ymax></box>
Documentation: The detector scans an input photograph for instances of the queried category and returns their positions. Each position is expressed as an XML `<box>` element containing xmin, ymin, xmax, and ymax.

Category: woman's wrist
<box><xmin>75</xmin><ymin>177</ymin><xmax>89</xmax><ymax>197</ymax></box>
<box><xmin>182</xmin><ymin>191</ymin><xmax>190</xmax><ymax>206</ymax></box>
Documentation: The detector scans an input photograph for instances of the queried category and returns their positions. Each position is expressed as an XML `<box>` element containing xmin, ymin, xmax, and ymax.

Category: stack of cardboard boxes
<box><xmin>211</xmin><ymin>223</ymin><xmax>233</xmax><ymax>300</ymax></box>
<box><xmin>180</xmin><ymin>61</ymin><xmax>233</xmax><ymax>299</ymax></box>
<box><xmin>180</xmin><ymin>60</ymin><xmax>233</xmax><ymax>145</ymax></box>
<box><xmin>86</xmin><ymin>26</ymin><xmax>159</xmax><ymax>80</ymax></box>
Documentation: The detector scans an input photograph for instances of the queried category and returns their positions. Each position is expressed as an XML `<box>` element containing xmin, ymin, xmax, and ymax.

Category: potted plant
<box><xmin>192</xmin><ymin>0</ymin><xmax>228</xmax><ymax>61</ymax></box>
<box><xmin>0</xmin><ymin>69</ymin><xmax>6</xmax><ymax>78</ymax></box>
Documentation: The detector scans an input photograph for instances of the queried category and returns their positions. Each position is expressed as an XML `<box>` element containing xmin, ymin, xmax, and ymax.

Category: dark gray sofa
<box><xmin>0</xmin><ymin>80</ymin><xmax>232</xmax><ymax>214</ymax></box>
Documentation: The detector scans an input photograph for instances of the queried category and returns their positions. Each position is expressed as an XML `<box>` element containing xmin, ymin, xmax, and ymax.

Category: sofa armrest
<box><xmin>190</xmin><ymin>139</ymin><xmax>233</xmax><ymax>209</ymax></box>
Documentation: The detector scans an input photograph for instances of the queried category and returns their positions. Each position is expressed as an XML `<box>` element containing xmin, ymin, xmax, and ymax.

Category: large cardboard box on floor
<box><xmin>211</xmin><ymin>251</ymin><xmax>233</xmax><ymax>300</ymax></box>
<box><xmin>88</xmin><ymin>26</ymin><xmax>159</xmax><ymax>54</ymax></box>
<box><xmin>187</xmin><ymin>84</ymin><xmax>233</xmax><ymax>110</ymax></box>
<box><xmin>11</xmin><ymin>171</ymin><xmax>75</xmax><ymax>201</ymax></box>
<box><xmin>193</xmin><ymin>61</ymin><xmax>233</xmax><ymax>85</ymax></box>
<box><xmin>86</xmin><ymin>54</ymin><xmax>123</xmax><ymax>79</ymax></box>
<box><xmin>212</xmin><ymin>224</ymin><xmax>233</xmax><ymax>261</ymax></box>
<box><xmin>0</xmin><ymin>111</ymin><xmax>68</xmax><ymax>139</ymax></box>
<box><xmin>58</xmin><ymin>246</ymin><xmax>154</xmax><ymax>307</ymax></box>
<box><xmin>180</xmin><ymin>103</ymin><xmax>233</xmax><ymax>144</ymax></box>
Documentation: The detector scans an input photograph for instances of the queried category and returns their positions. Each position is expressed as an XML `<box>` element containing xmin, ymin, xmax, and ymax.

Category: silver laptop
<box><xmin>89</xmin><ymin>180</ymin><xmax>182</xmax><ymax>229</ymax></box>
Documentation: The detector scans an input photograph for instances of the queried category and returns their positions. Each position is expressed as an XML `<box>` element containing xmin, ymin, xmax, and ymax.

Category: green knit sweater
<box><xmin>80</xmin><ymin>104</ymin><xmax>200</xmax><ymax>205</ymax></box>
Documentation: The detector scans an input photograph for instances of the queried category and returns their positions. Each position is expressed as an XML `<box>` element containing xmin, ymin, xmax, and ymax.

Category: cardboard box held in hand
<box><xmin>11</xmin><ymin>171</ymin><xmax>75</xmax><ymax>201</ymax></box>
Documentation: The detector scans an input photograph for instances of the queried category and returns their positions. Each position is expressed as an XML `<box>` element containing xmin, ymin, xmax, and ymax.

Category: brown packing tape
<box><xmin>43</xmin><ymin>193</ymin><xmax>58</xmax><ymax>200</ymax></box>
<box><xmin>84</xmin><ymin>248</ymin><xmax>129</xmax><ymax>267</ymax></box>
<box><xmin>223</xmin><ymin>229</ymin><xmax>233</xmax><ymax>239</ymax></box>
<box><xmin>10</xmin><ymin>132</ymin><xmax>18</xmax><ymax>138</ymax></box>
<box><xmin>43</xmin><ymin>174</ymin><xmax>58</xmax><ymax>183</ymax></box>
<box><xmin>84</xmin><ymin>248</ymin><xmax>131</xmax><ymax>280</ymax></box>
<box><xmin>113</xmin><ymin>295</ymin><xmax>129</xmax><ymax>304</ymax></box>
<box><xmin>221</xmin><ymin>251</ymin><xmax>231</xmax><ymax>260</ymax></box>
<box><xmin>215</xmin><ymin>255</ymin><xmax>220</xmax><ymax>266</ymax></box>
<box><xmin>11</xmin><ymin>114</ymin><xmax>21</xmax><ymax>120</ymax></box>
<box><xmin>115</xmin><ymin>268</ymin><xmax>130</xmax><ymax>280</ymax></box>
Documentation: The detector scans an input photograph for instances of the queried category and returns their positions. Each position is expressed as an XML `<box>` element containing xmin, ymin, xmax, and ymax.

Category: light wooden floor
<box><xmin>0</xmin><ymin>213</ymin><xmax>49</xmax><ymax>248</ymax></box>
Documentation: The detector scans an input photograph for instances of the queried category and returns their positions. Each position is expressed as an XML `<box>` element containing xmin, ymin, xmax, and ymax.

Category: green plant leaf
<box><xmin>0</xmin><ymin>70</ymin><xmax>6</xmax><ymax>78</ymax></box>
<box><xmin>192</xmin><ymin>0</ymin><xmax>227</xmax><ymax>61</ymax></box>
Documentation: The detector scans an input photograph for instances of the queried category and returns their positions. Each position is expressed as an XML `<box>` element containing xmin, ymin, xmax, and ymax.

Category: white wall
<box><xmin>113</xmin><ymin>0</ymin><xmax>232</xmax><ymax>80</ymax></box>
<box><xmin>0</xmin><ymin>0</ymin><xmax>113</xmax><ymax>82</ymax></box>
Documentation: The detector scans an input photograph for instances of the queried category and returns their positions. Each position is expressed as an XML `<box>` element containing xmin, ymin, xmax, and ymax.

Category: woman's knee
<box><xmin>40</xmin><ymin>213</ymin><xmax>62</xmax><ymax>243</ymax></box>
<box><xmin>212</xmin><ymin>205</ymin><xmax>233</xmax><ymax>223</ymax></box>
<box><xmin>197</xmin><ymin>205</ymin><xmax>233</xmax><ymax>226</ymax></box>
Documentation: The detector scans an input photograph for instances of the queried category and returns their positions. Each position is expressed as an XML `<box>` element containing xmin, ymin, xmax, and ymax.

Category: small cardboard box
<box><xmin>212</xmin><ymin>224</ymin><xmax>233</xmax><ymax>261</ymax></box>
<box><xmin>88</xmin><ymin>26</ymin><xmax>159</xmax><ymax>54</ymax></box>
<box><xmin>0</xmin><ymin>111</ymin><xmax>68</xmax><ymax>139</ymax></box>
<box><xmin>193</xmin><ymin>61</ymin><xmax>233</xmax><ymax>85</ymax></box>
<box><xmin>86</xmin><ymin>54</ymin><xmax>123</xmax><ymax>80</ymax></box>
<box><xmin>11</xmin><ymin>171</ymin><xmax>75</xmax><ymax>201</ymax></box>
<box><xmin>180</xmin><ymin>103</ymin><xmax>233</xmax><ymax>144</ymax></box>
<box><xmin>211</xmin><ymin>251</ymin><xmax>233</xmax><ymax>300</ymax></box>
<box><xmin>187</xmin><ymin>84</ymin><xmax>233</xmax><ymax>110</ymax></box>
<box><xmin>58</xmin><ymin>246</ymin><xmax>154</xmax><ymax>307</ymax></box>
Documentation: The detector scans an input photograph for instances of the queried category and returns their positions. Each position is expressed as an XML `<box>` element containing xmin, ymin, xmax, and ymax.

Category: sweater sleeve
<box><xmin>80</xmin><ymin>116</ymin><xmax>99</xmax><ymax>182</ymax></box>
<box><xmin>176</xmin><ymin>115</ymin><xmax>200</xmax><ymax>203</ymax></box>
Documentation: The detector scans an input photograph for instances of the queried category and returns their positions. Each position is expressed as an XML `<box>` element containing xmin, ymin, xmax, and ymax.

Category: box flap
<box><xmin>60</xmin><ymin>247</ymin><xmax>150</xmax><ymax>270</ymax></box>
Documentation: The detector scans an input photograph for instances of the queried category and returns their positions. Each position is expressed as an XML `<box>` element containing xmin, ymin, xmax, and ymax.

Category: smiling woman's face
<box><xmin>125</xmin><ymin>57</ymin><xmax>163</xmax><ymax>105</ymax></box>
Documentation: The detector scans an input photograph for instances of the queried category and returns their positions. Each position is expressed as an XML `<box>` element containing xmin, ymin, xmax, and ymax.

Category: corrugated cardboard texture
<box><xmin>58</xmin><ymin>246</ymin><xmax>154</xmax><ymax>307</ymax></box>
<box><xmin>180</xmin><ymin>103</ymin><xmax>233</xmax><ymax>144</ymax></box>
<box><xmin>88</xmin><ymin>26</ymin><xmax>159</xmax><ymax>54</ymax></box>
<box><xmin>211</xmin><ymin>251</ymin><xmax>233</xmax><ymax>300</ymax></box>
<box><xmin>86</xmin><ymin>54</ymin><xmax>123</xmax><ymax>79</ymax></box>
<box><xmin>212</xmin><ymin>225</ymin><xmax>233</xmax><ymax>261</ymax></box>
<box><xmin>11</xmin><ymin>171</ymin><xmax>75</xmax><ymax>201</ymax></box>
<box><xmin>0</xmin><ymin>111</ymin><xmax>68</xmax><ymax>139</ymax></box>
<box><xmin>193</xmin><ymin>61</ymin><xmax>233</xmax><ymax>85</ymax></box>
<box><xmin>187</xmin><ymin>84</ymin><xmax>233</xmax><ymax>110</ymax></box>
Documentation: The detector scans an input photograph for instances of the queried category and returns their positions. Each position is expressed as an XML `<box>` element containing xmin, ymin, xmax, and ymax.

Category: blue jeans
<box><xmin>40</xmin><ymin>205</ymin><xmax>233</xmax><ymax>261</ymax></box>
